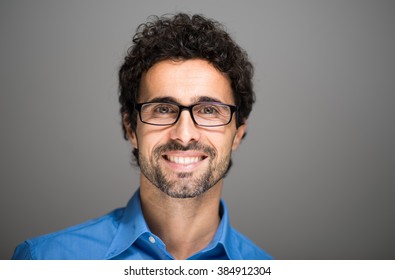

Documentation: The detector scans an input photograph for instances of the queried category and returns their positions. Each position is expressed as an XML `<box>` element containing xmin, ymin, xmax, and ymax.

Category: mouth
<box><xmin>163</xmin><ymin>155</ymin><xmax>207</xmax><ymax>165</ymax></box>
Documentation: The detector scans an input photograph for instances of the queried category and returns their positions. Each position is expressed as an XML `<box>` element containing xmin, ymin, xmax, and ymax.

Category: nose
<box><xmin>169</xmin><ymin>110</ymin><xmax>201</xmax><ymax>145</ymax></box>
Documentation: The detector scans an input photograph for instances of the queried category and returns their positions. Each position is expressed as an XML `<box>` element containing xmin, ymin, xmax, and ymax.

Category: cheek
<box><xmin>208</xmin><ymin>131</ymin><xmax>236</xmax><ymax>158</ymax></box>
<box><xmin>136</xmin><ymin>126</ymin><xmax>169</xmax><ymax>155</ymax></box>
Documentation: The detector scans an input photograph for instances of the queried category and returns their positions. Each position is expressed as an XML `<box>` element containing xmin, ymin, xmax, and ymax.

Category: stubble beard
<box><xmin>138</xmin><ymin>141</ymin><xmax>231</xmax><ymax>198</ymax></box>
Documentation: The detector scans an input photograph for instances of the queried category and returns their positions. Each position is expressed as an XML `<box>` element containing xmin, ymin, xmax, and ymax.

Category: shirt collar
<box><xmin>103</xmin><ymin>189</ymin><xmax>242</xmax><ymax>260</ymax></box>
<box><xmin>197</xmin><ymin>199</ymin><xmax>243</xmax><ymax>260</ymax></box>
<box><xmin>103</xmin><ymin>190</ymin><xmax>149</xmax><ymax>259</ymax></box>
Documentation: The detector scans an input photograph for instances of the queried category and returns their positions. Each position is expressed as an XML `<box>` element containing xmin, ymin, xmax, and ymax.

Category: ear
<box><xmin>232</xmin><ymin>122</ymin><xmax>247</xmax><ymax>151</ymax></box>
<box><xmin>123</xmin><ymin>113</ymin><xmax>138</xmax><ymax>149</ymax></box>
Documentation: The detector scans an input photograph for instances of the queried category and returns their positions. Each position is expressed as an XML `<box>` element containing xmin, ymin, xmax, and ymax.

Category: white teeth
<box><xmin>167</xmin><ymin>156</ymin><xmax>201</xmax><ymax>164</ymax></box>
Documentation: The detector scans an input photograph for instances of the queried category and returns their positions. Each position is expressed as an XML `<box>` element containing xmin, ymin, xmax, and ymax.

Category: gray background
<box><xmin>1</xmin><ymin>0</ymin><xmax>394</xmax><ymax>260</ymax></box>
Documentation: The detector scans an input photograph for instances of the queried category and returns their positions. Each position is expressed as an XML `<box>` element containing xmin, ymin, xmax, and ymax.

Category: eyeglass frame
<box><xmin>134</xmin><ymin>101</ymin><xmax>238</xmax><ymax>127</ymax></box>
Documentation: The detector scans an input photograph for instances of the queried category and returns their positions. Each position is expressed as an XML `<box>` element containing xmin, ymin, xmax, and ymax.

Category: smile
<box><xmin>162</xmin><ymin>152</ymin><xmax>208</xmax><ymax>166</ymax></box>
<box><xmin>166</xmin><ymin>156</ymin><xmax>205</xmax><ymax>164</ymax></box>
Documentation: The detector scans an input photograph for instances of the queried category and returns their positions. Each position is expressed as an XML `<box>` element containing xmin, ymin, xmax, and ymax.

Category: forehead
<box><xmin>139</xmin><ymin>59</ymin><xmax>234</xmax><ymax>104</ymax></box>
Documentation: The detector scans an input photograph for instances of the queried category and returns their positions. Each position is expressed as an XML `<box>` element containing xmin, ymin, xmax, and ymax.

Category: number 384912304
<box><xmin>217</xmin><ymin>266</ymin><xmax>271</xmax><ymax>276</ymax></box>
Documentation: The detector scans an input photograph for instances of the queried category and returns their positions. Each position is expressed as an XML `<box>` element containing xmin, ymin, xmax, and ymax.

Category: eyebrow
<box><xmin>146</xmin><ymin>96</ymin><xmax>178</xmax><ymax>103</ymax></box>
<box><xmin>145</xmin><ymin>96</ymin><xmax>224</xmax><ymax>104</ymax></box>
<box><xmin>196</xmin><ymin>96</ymin><xmax>223</xmax><ymax>103</ymax></box>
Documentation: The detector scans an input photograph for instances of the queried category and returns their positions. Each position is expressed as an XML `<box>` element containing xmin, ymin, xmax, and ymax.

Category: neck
<box><xmin>139</xmin><ymin>176</ymin><xmax>222</xmax><ymax>260</ymax></box>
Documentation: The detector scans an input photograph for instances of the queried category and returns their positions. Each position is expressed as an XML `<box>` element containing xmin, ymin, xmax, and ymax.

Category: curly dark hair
<box><xmin>119</xmin><ymin>13</ymin><xmax>255</xmax><ymax>164</ymax></box>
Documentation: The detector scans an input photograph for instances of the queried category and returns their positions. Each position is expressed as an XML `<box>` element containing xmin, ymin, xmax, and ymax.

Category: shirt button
<box><xmin>148</xmin><ymin>236</ymin><xmax>156</xmax><ymax>244</ymax></box>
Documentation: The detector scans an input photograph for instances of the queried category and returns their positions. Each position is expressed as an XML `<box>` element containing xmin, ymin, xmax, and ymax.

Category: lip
<box><xmin>161</xmin><ymin>151</ymin><xmax>208</xmax><ymax>172</ymax></box>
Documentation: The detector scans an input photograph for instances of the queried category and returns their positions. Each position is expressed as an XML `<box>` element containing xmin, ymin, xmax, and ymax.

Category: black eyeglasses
<box><xmin>135</xmin><ymin>102</ymin><xmax>237</xmax><ymax>127</ymax></box>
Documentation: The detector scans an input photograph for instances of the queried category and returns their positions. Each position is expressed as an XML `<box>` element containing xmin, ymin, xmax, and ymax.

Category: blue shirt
<box><xmin>12</xmin><ymin>190</ymin><xmax>272</xmax><ymax>260</ymax></box>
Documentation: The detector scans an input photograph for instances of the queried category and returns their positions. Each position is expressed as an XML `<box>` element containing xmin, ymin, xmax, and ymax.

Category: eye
<box><xmin>200</xmin><ymin>105</ymin><xmax>218</xmax><ymax>115</ymax></box>
<box><xmin>153</xmin><ymin>104</ymin><xmax>177</xmax><ymax>114</ymax></box>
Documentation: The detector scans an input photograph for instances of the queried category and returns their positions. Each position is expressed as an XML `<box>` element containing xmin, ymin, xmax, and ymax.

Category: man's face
<box><xmin>125</xmin><ymin>59</ymin><xmax>246</xmax><ymax>198</ymax></box>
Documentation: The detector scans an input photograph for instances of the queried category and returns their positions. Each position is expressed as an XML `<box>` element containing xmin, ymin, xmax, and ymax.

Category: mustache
<box><xmin>153</xmin><ymin>140</ymin><xmax>216</xmax><ymax>158</ymax></box>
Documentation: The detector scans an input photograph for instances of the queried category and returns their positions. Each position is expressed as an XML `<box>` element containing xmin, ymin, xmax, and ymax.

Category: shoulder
<box><xmin>12</xmin><ymin>208</ymin><xmax>124</xmax><ymax>260</ymax></box>
<box><xmin>230</xmin><ymin>228</ymin><xmax>273</xmax><ymax>260</ymax></box>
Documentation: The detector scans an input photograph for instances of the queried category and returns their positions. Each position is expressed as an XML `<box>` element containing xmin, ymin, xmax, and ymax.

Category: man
<box><xmin>12</xmin><ymin>13</ymin><xmax>272</xmax><ymax>260</ymax></box>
